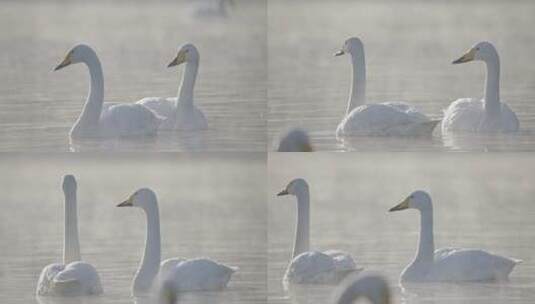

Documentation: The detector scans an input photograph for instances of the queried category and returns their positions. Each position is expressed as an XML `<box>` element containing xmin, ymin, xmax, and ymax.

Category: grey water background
<box><xmin>0</xmin><ymin>153</ymin><xmax>266</xmax><ymax>303</ymax></box>
<box><xmin>0</xmin><ymin>0</ymin><xmax>266</xmax><ymax>151</ymax></box>
<box><xmin>269</xmin><ymin>153</ymin><xmax>535</xmax><ymax>303</ymax></box>
<box><xmin>268</xmin><ymin>0</ymin><xmax>535</xmax><ymax>152</ymax></box>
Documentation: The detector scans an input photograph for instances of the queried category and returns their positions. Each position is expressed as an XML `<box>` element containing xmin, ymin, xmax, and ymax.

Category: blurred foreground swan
<box><xmin>442</xmin><ymin>41</ymin><xmax>519</xmax><ymax>134</ymax></box>
<box><xmin>389</xmin><ymin>191</ymin><xmax>521</xmax><ymax>282</ymax></box>
<box><xmin>277</xmin><ymin>128</ymin><xmax>313</xmax><ymax>152</ymax></box>
<box><xmin>333</xmin><ymin>274</ymin><xmax>391</xmax><ymax>304</ymax></box>
<box><xmin>335</xmin><ymin>37</ymin><xmax>439</xmax><ymax>137</ymax></box>
<box><xmin>117</xmin><ymin>188</ymin><xmax>236</xmax><ymax>296</ymax></box>
<box><xmin>36</xmin><ymin>175</ymin><xmax>103</xmax><ymax>296</ymax></box>
<box><xmin>138</xmin><ymin>44</ymin><xmax>207</xmax><ymax>130</ymax></box>
<box><xmin>277</xmin><ymin>179</ymin><xmax>361</xmax><ymax>284</ymax></box>
<box><xmin>55</xmin><ymin>44</ymin><xmax>163</xmax><ymax>138</ymax></box>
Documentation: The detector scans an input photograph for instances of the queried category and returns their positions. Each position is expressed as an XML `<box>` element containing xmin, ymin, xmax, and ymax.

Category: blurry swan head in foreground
<box><xmin>334</xmin><ymin>37</ymin><xmax>439</xmax><ymax>138</ymax></box>
<box><xmin>389</xmin><ymin>190</ymin><xmax>521</xmax><ymax>282</ymax></box>
<box><xmin>54</xmin><ymin>44</ymin><xmax>163</xmax><ymax>138</ymax></box>
<box><xmin>277</xmin><ymin>128</ymin><xmax>313</xmax><ymax>152</ymax></box>
<box><xmin>332</xmin><ymin>273</ymin><xmax>391</xmax><ymax>304</ymax></box>
<box><xmin>442</xmin><ymin>41</ymin><xmax>519</xmax><ymax>134</ymax></box>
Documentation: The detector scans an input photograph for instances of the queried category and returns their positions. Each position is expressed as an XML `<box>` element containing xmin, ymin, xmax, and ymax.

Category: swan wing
<box><xmin>441</xmin><ymin>98</ymin><xmax>484</xmax><ymax>133</ymax></box>
<box><xmin>37</xmin><ymin>262</ymin><xmax>103</xmax><ymax>296</ymax></box>
<box><xmin>100</xmin><ymin>103</ymin><xmax>164</xmax><ymax>136</ymax></box>
<box><xmin>168</xmin><ymin>258</ymin><xmax>236</xmax><ymax>291</ymax></box>
<box><xmin>431</xmin><ymin>247</ymin><xmax>520</xmax><ymax>281</ymax></box>
<box><xmin>36</xmin><ymin>263</ymin><xmax>64</xmax><ymax>295</ymax></box>
<box><xmin>284</xmin><ymin>251</ymin><xmax>355</xmax><ymax>284</ymax></box>
<box><xmin>500</xmin><ymin>102</ymin><xmax>520</xmax><ymax>132</ymax></box>
<box><xmin>323</xmin><ymin>250</ymin><xmax>361</xmax><ymax>272</ymax></box>
<box><xmin>159</xmin><ymin>257</ymin><xmax>186</xmax><ymax>279</ymax></box>
<box><xmin>136</xmin><ymin>97</ymin><xmax>177</xmax><ymax>119</ymax></box>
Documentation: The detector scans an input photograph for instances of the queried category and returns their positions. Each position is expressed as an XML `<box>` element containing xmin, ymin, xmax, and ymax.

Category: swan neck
<box><xmin>484</xmin><ymin>55</ymin><xmax>501</xmax><ymax>118</ymax></box>
<box><xmin>293</xmin><ymin>190</ymin><xmax>310</xmax><ymax>258</ymax></box>
<box><xmin>133</xmin><ymin>204</ymin><xmax>161</xmax><ymax>294</ymax></box>
<box><xmin>177</xmin><ymin>60</ymin><xmax>198</xmax><ymax>106</ymax></box>
<box><xmin>63</xmin><ymin>191</ymin><xmax>81</xmax><ymax>264</ymax></box>
<box><xmin>347</xmin><ymin>51</ymin><xmax>366</xmax><ymax>114</ymax></box>
<box><xmin>73</xmin><ymin>51</ymin><xmax>104</xmax><ymax>132</ymax></box>
<box><xmin>415</xmin><ymin>207</ymin><xmax>434</xmax><ymax>264</ymax></box>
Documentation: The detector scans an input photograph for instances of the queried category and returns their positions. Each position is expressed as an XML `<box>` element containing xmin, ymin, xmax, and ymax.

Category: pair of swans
<box><xmin>277</xmin><ymin>179</ymin><xmax>520</xmax><ymax>285</ymax></box>
<box><xmin>36</xmin><ymin>176</ymin><xmax>235</xmax><ymax>298</ymax></box>
<box><xmin>335</xmin><ymin>37</ymin><xmax>519</xmax><ymax>138</ymax></box>
<box><xmin>54</xmin><ymin>43</ymin><xmax>206</xmax><ymax>139</ymax></box>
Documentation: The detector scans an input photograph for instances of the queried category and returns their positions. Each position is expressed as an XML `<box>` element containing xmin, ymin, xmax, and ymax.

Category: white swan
<box><xmin>137</xmin><ymin>44</ymin><xmax>207</xmax><ymax>130</ymax></box>
<box><xmin>36</xmin><ymin>175</ymin><xmax>103</xmax><ymax>296</ymax></box>
<box><xmin>55</xmin><ymin>44</ymin><xmax>163</xmax><ymax>138</ymax></box>
<box><xmin>442</xmin><ymin>41</ymin><xmax>519</xmax><ymax>133</ymax></box>
<box><xmin>117</xmin><ymin>188</ymin><xmax>235</xmax><ymax>296</ymax></box>
<box><xmin>389</xmin><ymin>190</ymin><xmax>521</xmax><ymax>282</ymax></box>
<box><xmin>333</xmin><ymin>274</ymin><xmax>391</xmax><ymax>304</ymax></box>
<box><xmin>335</xmin><ymin>37</ymin><xmax>439</xmax><ymax>137</ymax></box>
<box><xmin>277</xmin><ymin>178</ymin><xmax>362</xmax><ymax>284</ymax></box>
<box><xmin>277</xmin><ymin>128</ymin><xmax>313</xmax><ymax>152</ymax></box>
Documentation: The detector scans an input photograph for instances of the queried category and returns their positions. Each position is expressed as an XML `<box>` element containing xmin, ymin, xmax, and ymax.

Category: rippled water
<box><xmin>268</xmin><ymin>153</ymin><xmax>535</xmax><ymax>303</ymax></box>
<box><xmin>268</xmin><ymin>0</ymin><xmax>535</xmax><ymax>151</ymax></box>
<box><xmin>0</xmin><ymin>0</ymin><xmax>266</xmax><ymax>152</ymax></box>
<box><xmin>0</xmin><ymin>154</ymin><xmax>266</xmax><ymax>303</ymax></box>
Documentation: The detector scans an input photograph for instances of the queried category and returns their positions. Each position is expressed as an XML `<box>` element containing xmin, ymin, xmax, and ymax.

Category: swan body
<box><xmin>277</xmin><ymin>128</ymin><xmax>313</xmax><ymax>152</ymax></box>
<box><xmin>333</xmin><ymin>274</ymin><xmax>391</xmax><ymax>304</ymax></box>
<box><xmin>36</xmin><ymin>175</ymin><xmax>103</xmax><ymax>296</ymax></box>
<box><xmin>137</xmin><ymin>44</ymin><xmax>207</xmax><ymax>130</ymax></box>
<box><xmin>54</xmin><ymin>44</ymin><xmax>163</xmax><ymax>138</ymax></box>
<box><xmin>389</xmin><ymin>191</ymin><xmax>520</xmax><ymax>282</ymax></box>
<box><xmin>117</xmin><ymin>188</ymin><xmax>235</xmax><ymax>296</ymax></box>
<box><xmin>443</xmin><ymin>41</ymin><xmax>519</xmax><ymax>133</ymax></box>
<box><xmin>277</xmin><ymin>179</ymin><xmax>361</xmax><ymax>284</ymax></box>
<box><xmin>335</xmin><ymin>37</ymin><xmax>438</xmax><ymax>137</ymax></box>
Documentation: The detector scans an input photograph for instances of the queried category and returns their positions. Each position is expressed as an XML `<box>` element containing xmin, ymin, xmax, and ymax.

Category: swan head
<box><xmin>277</xmin><ymin>178</ymin><xmax>309</xmax><ymax>197</ymax></box>
<box><xmin>333</xmin><ymin>273</ymin><xmax>391</xmax><ymax>304</ymax></box>
<box><xmin>389</xmin><ymin>190</ymin><xmax>432</xmax><ymax>212</ymax></box>
<box><xmin>168</xmin><ymin>43</ymin><xmax>200</xmax><ymax>68</ymax></box>
<box><xmin>452</xmin><ymin>41</ymin><xmax>498</xmax><ymax>64</ymax></box>
<box><xmin>54</xmin><ymin>44</ymin><xmax>94</xmax><ymax>71</ymax></box>
<box><xmin>334</xmin><ymin>37</ymin><xmax>364</xmax><ymax>58</ymax></box>
<box><xmin>277</xmin><ymin>128</ymin><xmax>313</xmax><ymax>152</ymax></box>
<box><xmin>117</xmin><ymin>188</ymin><xmax>158</xmax><ymax>210</ymax></box>
<box><xmin>62</xmin><ymin>174</ymin><xmax>77</xmax><ymax>194</ymax></box>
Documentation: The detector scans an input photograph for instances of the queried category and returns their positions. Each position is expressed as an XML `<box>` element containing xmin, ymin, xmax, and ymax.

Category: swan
<box><xmin>117</xmin><ymin>188</ymin><xmax>236</xmax><ymax>296</ymax></box>
<box><xmin>334</xmin><ymin>37</ymin><xmax>439</xmax><ymax>137</ymax></box>
<box><xmin>137</xmin><ymin>44</ymin><xmax>208</xmax><ymax>130</ymax></box>
<box><xmin>277</xmin><ymin>178</ymin><xmax>362</xmax><ymax>284</ymax></box>
<box><xmin>277</xmin><ymin>128</ymin><xmax>313</xmax><ymax>152</ymax></box>
<box><xmin>389</xmin><ymin>190</ymin><xmax>521</xmax><ymax>282</ymax></box>
<box><xmin>442</xmin><ymin>41</ymin><xmax>519</xmax><ymax>133</ymax></box>
<box><xmin>36</xmin><ymin>175</ymin><xmax>103</xmax><ymax>296</ymax></box>
<box><xmin>333</xmin><ymin>274</ymin><xmax>391</xmax><ymax>304</ymax></box>
<box><xmin>54</xmin><ymin>44</ymin><xmax>163</xmax><ymax>138</ymax></box>
<box><xmin>192</xmin><ymin>0</ymin><xmax>234</xmax><ymax>19</ymax></box>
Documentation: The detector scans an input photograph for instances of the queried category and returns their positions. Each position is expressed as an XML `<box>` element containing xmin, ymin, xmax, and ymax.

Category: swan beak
<box><xmin>277</xmin><ymin>189</ymin><xmax>289</xmax><ymax>196</ymax></box>
<box><xmin>452</xmin><ymin>48</ymin><xmax>476</xmax><ymax>64</ymax></box>
<box><xmin>389</xmin><ymin>197</ymin><xmax>409</xmax><ymax>212</ymax></box>
<box><xmin>117</xmin><ymin>197</ymin><xmax>133</xmax><ymax>207</ymax></box>
<box><xmin>54</xmin><ymin>55</ymin><xmax>72</xmax><ymax>71</ymax></box>
<box><xmin>334</xmin><ymin>50</ymin><xmax>345</xmax><ymax>57</ymax></box>
<box><xmin>167</xmin><ymin>51</ymin><xmax>186</xmax><ymax>68</ymax></box>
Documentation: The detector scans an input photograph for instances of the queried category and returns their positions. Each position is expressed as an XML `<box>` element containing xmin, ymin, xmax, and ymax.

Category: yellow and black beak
<box><xmin>452</xmin><ymin>48</ymin><xmax>476</xmax><ymax>64</ymax></box>
<box><xmin>334</xmin><ymin>49</ymin><xmax>345</xmax><ymax>57</ymax></box>
<box><xmin>167</xmin><ymin>50</ymin><xmax>187</xmax><ymax>68</ymax></box>
<box><xmin>389</xmin><ymin>197</ymin><xmax>410</xmax><ymax>212</ymax></box>
<box><xmin>54</xmin><ymin>54</ymin><xmax>72</xmax><ymax>71</ymax></box>
<box><xmin>117</xmin><ymin>196</ymin><xmax>133</xmax><ymax>207</ymax></box>
<box><xmin>277</xmin><ymin>189</ymin><xmax>289</xmax><ymax>196</ymax></box>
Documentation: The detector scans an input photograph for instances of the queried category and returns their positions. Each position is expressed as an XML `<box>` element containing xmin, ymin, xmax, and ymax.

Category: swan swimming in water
<box><xmin>332</xmin><ymin>273</ymin><xmax>391</xmax><ymax>304</ymax></box>
<box><xmin>277</xmin><ymin>128</ymin><xmax>313</xmax><ymax>152</ymax></box>
<box><xmin>117</xmin><ymin>188</ymin><xmax>236</xmax><ymax>296</ymax></box>
<box><xmin>335</xmin><ymin>37</ymin><xmax>439</xmax><ymax>138</ymax></box>
<box><xmin>36</xmin><ymin>175</ymin><xmax>103</xmax><ymax>296</ymax></box>
<box><xmin>277</xmin><ymin>178</ymin><xmax>362</xmax><ymax>284</ymax></box>
<box><xmin>389</xmin><ymin>190</ymin><xmax>521</xmax><ymax>282</ymax></box>
<box><xmin>442</xmin><ymin>41</ymin><xmax>519</xmax><ymax>134</ymax></box>
<box><xmin>54</xmin><ymin>44</ymin><xmax>164</xmax><ymax>138</ymax></box>
<box><xmin>137</xmin><ymin>44</ymin><xmax>208</xmax><ymax>130</ymax></box>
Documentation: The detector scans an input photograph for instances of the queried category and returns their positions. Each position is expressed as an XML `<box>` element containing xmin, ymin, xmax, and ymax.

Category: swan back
<box><xmin>333</xmin><ymin>273</ymin><xmax>390</xmax><ymax>304</ymax></box>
